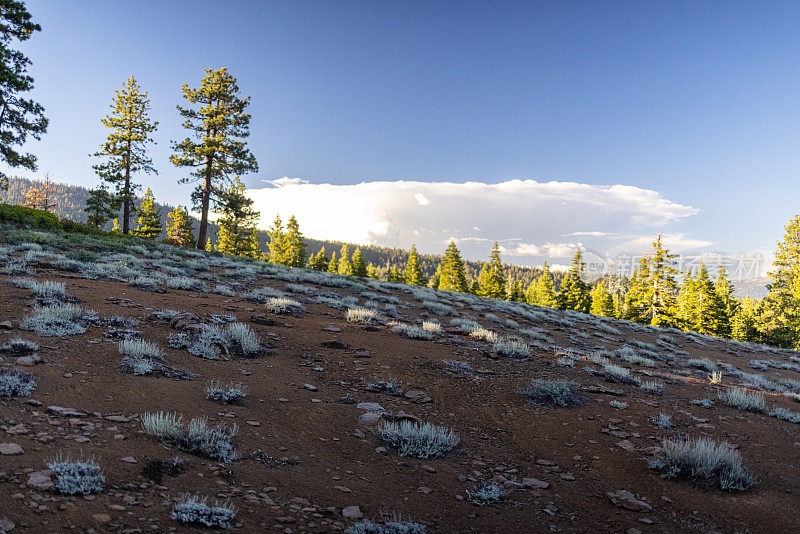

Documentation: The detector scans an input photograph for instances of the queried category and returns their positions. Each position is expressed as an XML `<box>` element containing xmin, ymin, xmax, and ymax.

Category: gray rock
<box><xmin>357</xmin><ymin>412</ymin><xmax>383</xmax><ymax>426</ymax></box>
<box><xmin>0</xmin><ymin>517</ymin><xmax>15</xmax><ymax>533</ymax></box>
<box><xmin>26</xmin><ymin>470</ymin><xmax>53</xmax><ymax>490</ymax></box>
<box><xmin>341</xmin><ymin>506</ymin><xmax>363</xmax><ymax>520</ymax></box>
<box><xmin>356</xmin><ymin>402</ymin><xmax>385</xmax><ymax>412</ymax></box>
<box><xmin>522</xmin><ymin>477</ymin><xmax>550</xmax><ymax>489</ymax></box>
<box><xmin>607</xmin><ymin>489</ymin><xmax>652</xmax><ymax>512</ymax></box>
<box><xmin>0</xmin><ymin>443</ymin><xmax>23</xmax><ymax>455</ymax></box>
<box><xmin>47</xmin><ymin>406</ymin><xmax>87</xmax><ymax>417</ymax></box>
<box><xmin>404</xmin><ymin>390</ymin><xmax>432</xmax><ymax>403</ymax></box>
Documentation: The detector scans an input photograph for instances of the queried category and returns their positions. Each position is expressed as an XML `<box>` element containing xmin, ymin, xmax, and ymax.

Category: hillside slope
<box><xmin>0</xmin><ymin>229</ymin><xmax>799</xmax><ymax>533</ymax></box>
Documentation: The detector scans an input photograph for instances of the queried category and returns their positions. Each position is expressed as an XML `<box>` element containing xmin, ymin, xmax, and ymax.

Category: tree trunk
<box><xmin>196</xmin><ymin>155</ymin><xmax>213</xmax><ymax>249</ymax></box>
<box><xmin>123</xmin><ymin>143</ymin><xmax>131</xmax><ymax>235</ymax></box>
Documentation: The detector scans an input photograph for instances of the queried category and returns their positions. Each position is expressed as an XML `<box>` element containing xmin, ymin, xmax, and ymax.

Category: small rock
<box><xmin>616</xmin><ymin>440</ymin><xmax>636</xmax><ymax>452</ymax></box>
<box><xmin>404</xmin><ymin>390</ymin><xmax>432</xmax><ymax>404</ymax></box>
<box><xmin>245</xmin><ymin>420</ymin><xmax>261</xmax><ymax>426</ymax></box>
<box><xmin>356</xmin><ymin>402</ymin><xmax>385</xmax><ymax>412</ymax></box>
<box><xmin>92</xmin><ymin>514</ymin><xmax>112</xmax><ymax>524</ymax></box>
<box><xmin>340</xmin><ymin>397</ymin><xmax>356</xmax><ymax>404</ymax></box>
<box><xmin>607</xmin><ymin>489</ymin><xmax>652</xmax><ymax>512</ymax></box>
<box><xmin>303</xmin><ymin>384</ymin><xmax>318</xmax><ymax>391</ymax></box>
<box><xmin>321</xmin><ymin>339</ymin><xmax>348</xmax><ymax>349</ymax></box>
<box><xmin>323</xmin><ymin>326</ymin><xmax>341</xmax><ymax>332</ymax></box>
<box><xmin>0</xmin><ymin>443</ymin><xmax>23</xmax><ymax>455</ymax></box>
<box><xmin>0</xmin><ymin>321</ymin><xmax>12</xmax><ymax>330</ymax></box>
<box><xmin>120</xmin><ymin>456</ymin><xmax>137</xmax><ymax>463</ymax></box>
<box><xmin>0</xmin><ymin>518</ymin><xmax>15</xmax><ymax>533</ymax></box>
<box><xmin>353</xmin><ymin>349</ymin><xmax>371</xmax><ymax>358</ymax></box>
<box><xmin>342</xmin><ymin>506</ymin><xmax>363</xmax><ymax>520</ymax></box>
<box><xmin>26</xmin><ymin>470</ymin><xmax>53</xmax><ymax>490</ymax></box>
<box><xmin>47</xmin><ymin>406</ymin><xmax>87</xmax><ymax>417</ymax></box>
<box><xmin>15</xmin><ymin>356</ymin><xmax>35</xmax><ymax>366</ymax></box>
<box><xmin>522</xmin><ymin>477</ymin><xmax>549</xmax><ymax>489</ymax></box>
<box><xmin>358</xmin><ymin>412</ymin><xmax>383</xmax><ymax>426</ymax></box>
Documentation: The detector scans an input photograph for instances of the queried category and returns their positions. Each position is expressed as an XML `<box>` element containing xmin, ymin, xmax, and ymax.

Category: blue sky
<box><xmin>9</xmin><ymin>1</ymin><xmax>800</xmax><ymax>269</ymax></box>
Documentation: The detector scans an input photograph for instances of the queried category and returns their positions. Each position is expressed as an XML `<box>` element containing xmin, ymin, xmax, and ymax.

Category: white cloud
<box><xmin>247</xmin><ymin>178</ymin><xmax>707</xmax><ymax>264</ymax></box>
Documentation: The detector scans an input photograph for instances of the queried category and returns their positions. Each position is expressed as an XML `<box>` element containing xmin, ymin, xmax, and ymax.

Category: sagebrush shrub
<box><xmin>520</xmin><ymin>379</ymin><xmax>583</xmax><ymax>407</ymax></box>
<box><xmin>20</xmin><ymin>303</ymin><xmax>86</xmax><ymax>336</ymax></box>
<box><xmin>206</xmin><ymin>381</ymin><xmax>247</xmax><ymax>404</ymax></box>
<box><xmin>650</xmin><ymin>437</ymin><xmax>754</xmax><ymax>491</ymax></box>
<box><xmin>346</xmin><ymin>307</ymin><xmax>382</xmax><ymax>325</ymax></box>
<box><xmin>0</xmin><ymin>369</ymin><xmax>36</xmax><ymax>396</ymax></box>
<box><xmin>718</xmin><ymin>387</ymin><xmax>767</xmax><ymax>413</ymax></box>
<box><xmin>467</xmin><ymin>480</ymin><xmax>506</xmax><ymax>506</ymax></box>
<box><xmin>48</xmin><ymin>456</ymin><xmax>105</xmax><ymax>495</ymax></box>
<box><xmin>265</xmin><ymin>297</ymin><xmax>306</xmax><ymax>315</ymax></box>
<box><xmin>172</xmin><ymin>494</ymin><xmax>236</xmax><ymax>528</ymax></box>
<box><xmin>377</xmin><ymin>421</ymin><xmax>459</xmax><ymax>459</ymax></box>
<box><xmin>141</xmin><ymin>412</ymin><xmax>237</xmax><ymax>463</ymax></box>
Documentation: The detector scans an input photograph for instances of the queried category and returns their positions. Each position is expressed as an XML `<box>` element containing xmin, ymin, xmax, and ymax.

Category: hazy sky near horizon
<box><xmin>7</xmin><ymin>1</ymin><xmax>800</xmax><ymax>270</ymax></box>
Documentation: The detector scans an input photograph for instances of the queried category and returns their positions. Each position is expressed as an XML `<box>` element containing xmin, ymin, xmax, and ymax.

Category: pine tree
<box><xmin>131</xmin><ymin>188</ymin><xmax>162</xmax><ymax>239</ymax></box>
<box><xmin>526</xmin><ymin>263</ymin><xmax>558</xmax><ymax>308</ymax></box>
<box><xmin>437</xmin><ymin>241</ymin><xmax>468</xmax><ymax>293</ymax></box>
<box><xmin>351</xmin><ymin>247</ymin><xmax>367</xmax><ymax>277</ymax></box>
<box><xmin>283</xmin><ymin>215</ymin><xmax>307</xmax><ymax>268</ymax></box>
<box><xmin>507</xmin><ymin>279</ymin><xmax>524</xmax><ymax>302</ymax></box>
<box><xmin>714</xmin><ymin>266</ymin><xmax>736</xmax><ymax>337</ymax></box>
<box><xmin>404</xmin><ymin>245</ymin><xmax>426</xmax><ymax>286</ymax></box>
<box><xmin>366</xmin><ymin>263</ymin><xmax>379</xmax><ymax>280</ymax></box>
<box><xmin>479</xmin><ymin>242</ymin><xmax>507</xmax><ymax>299</ymax></box>
<box><xmin>680</xmin><ymin>263</ymin><xmax>728</xmax><ymax>336</ymax></box>
<box><xmin>165</xmin><ymin>206</ymin><xmax>195</xmax><ymax>247</ymax></box>
<box><xmin>731</xmin><ymin>297</ymin><xmax>762</xmax><ymax>343</ymax></box>
<box><xmin>0</xmin><ymin>1</ymin><xmax>48</xmax><ymax>190</ymax></box>
<box><xmin>624</xmin><ymin>257</ymin><xmax>651</xmax><ymax>322</ymax></box>
<box><xmin>85</xmin><ymin>186</ymin><xmax>120</xmax><ymax>228</ymax></box>
<box><xmin>215</xmin><ymin>177</ymin><xmax>264</xmax><ymax>259</ymax></box>
<box><xmin>267</xmin><ymin>215</ymin><xmax>286</xmax><ymax>264</ymax></box>
<box><xmin>557</xmin><ymin>250</ymin><xmax>591</xmax><ymax>313</ymax></box>
<box><xmin>92</xmin><ymin>76</ymin><xmax>157</xmax><ymax>234</ymax></box>
<box><xmin>648</xmin><ymin>235</ymin><xmax>679</xmax><ymax>326</ymax></box>
<box><xmin>338</xmin><ymin>244</ymin><xmax>352</xmax><ymax>276</ymax></box>
<box><xmin>762</xmin><ymin>215</ymin><xmax>800</xmax><ymax>347</ymax></box>
<box><xmin>171</xmin><ymin>68</ymin><xmax>258</xmax><ymax>249</ymax></box>
<box><xmin>307</xmin><ymin>247</ymin><xmax>329</xmax><ymax>271</ymax></box>
<box><xmin>327</xmin><ymin>251</ymin><xmax>338</xmax><ymax>274</ymax></box>
<box><xmin>590</xmin><ymin>281</ymin><xmax>615</xmax><ymax>317</ymax></box>
<box><xmin>388</xmin><ymin>264</ymin><xmax>403</xmax><ymax>282</ymax></box>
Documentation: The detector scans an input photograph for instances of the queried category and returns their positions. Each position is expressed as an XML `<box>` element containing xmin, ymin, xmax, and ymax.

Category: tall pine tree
<box><xmin>0</xmin><ymin>1</ymin><xmax>48</xmax><ymax>190</ymax></box>
<box><xmin>590</xmin><ymin>281</ymin><xmax>615</xmax><ymax>317</ymax></box>
<box><xmin>762</xmin><ymin>215</ymin><xmax>800</xmax><ymax>347</ymax></box>
<box><xmin>338</xmin><ymin>244</ymin><xmax>353</xmax><ymax>276</ymax></box>
<box><xmin>171</xmin><ymin>68</ymin><xmax>258</xmax><ymax>249</ymax></box>
<box><xmin>478</xmin><ymin>242</ymin><xmax>506</xmax><ymax>299</ymax></box>
<box><xmin>267</xmin><ymin>215</ymin><xmax>286</xmax><ymax>264</ymax></box>
<box><xmin>92</xmin><ymin>76</ymin><xmax>158</xmax><ymax>234</ymax></box>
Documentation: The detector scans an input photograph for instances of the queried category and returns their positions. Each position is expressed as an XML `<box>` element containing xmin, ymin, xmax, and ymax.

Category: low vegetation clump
<box><xmin>443</xmin><ymin>360</ymin><xmax>474</xmax><ymax>374</ymax></box>
<box><xmin>265</xmin><ymin>296</ymin><xmax>306</xmax><ymax>315</ymax></box>
<box><xmin>347</xmin><ymin>519</ymin><xmax>427</xmax><ymax>534</ymax></box>
<box><xmin>20</xmin><ymin>303</ymin><xmax>87</xmax><ymax>336</ymax></box>
<box><xmin>688</xmin><ymin>358</ymin><xmax>718</xmax><ymax>373</ymax></box>
<box><xmin>173</xmin><ymin>323</ymin><xmax>266</xmax><ymax>360</ymax></box>
<box><xmin>520</xmin><ymin>379</ymin><xmax>583</xmax><ymax>407</ymax></box>
<box><xmin>0</xmin><ymin>337</ymin><xmax>39</xmax><ymax>355</ymax></box>
<box><xmin>0</xmin><ymin>369</ymin><xmax>36</xmax><ymax>396</ymax></box>
<box><xmin>172</xmin><ymin>494</ymin><xmax>237</xmax><ymax>528</ymax></box>
<box><xmin>609</xmin><ymin>400</ymin><xmax>628</xmax><ymax>409</ymax></box>
<box><xmin>651</xmin><ymin>413</ymin><xmax>675</xmax><ymax>429</ymax></box>
<box><xmin>493</xmin><ymin>338</ymin><xmax>530</xmax><ymax>359</ymax></box>
<box><xmin>603</xmin><ymin>363</ymin><xmax>639</xmax><ymax>385</ymax></box>
<box><xmin>367</xmin><ymin>376</ymin><xmax>404</xmax><ymax>396</ymax></box>
<box><xmin>48</xmin><ymin>456</ymin><xmax>105</xmax><ymax>495</ymax></box>
<box><xmin>390</xmin><ymin>322</ymin><xmax>433</xmax><ymax>340</ymax></box>
<box><xmin>212</xmin><ymin>284</ymin><xmax>236</xmax><ymax>296</ymax></box>
<box><xmin>467</xmin><ymin>481</ymin><xmax>506</xmax><ymax>506</ymax></box>
<box><xmin>421</xmin><ymin>320</ymin><xmax>442</xmax><ymax>334</ymax></box>
<box><xmin>141</xmin><ymin>412</ymin><xmax>237</xmax><ymax>463</ymax></box>
<box><xmin>718</xmin><ymin>387</ymin><xmax>767</xmax><ymax>413</ymax></box>
<box><xmin>469</xmin><ymin>326</ymin><xmax>498</xmax><ymax>343</ymax></box>
<box><xmin>640</xmin><ymin>380</ymin><xmax>664</xmax><ymax>395</ymax></box>
<box><xmin>377</xmin><ymin>420</ymin><xmax>459</xmax><ymax>459</ymax></box>
<box><xmin>650</xmin><ymin>437</ymin><xmax>755</xmax><ymax>491</ymax></box>
<box><xmin>165</xmin><ymin>276</ymin><xmax>208</xmax><ymax>292</ymax></box>
<box><xmin>691</xmin><ymin>398</ymin><xmax>714</xmax><ymax>408</ymax></box>
<box><xmin>206</xmin><ymin>381</ymin><xmax>247</xmax><ymax>404</ymax></box>
<box><xmin>771</xmin><ymin>406</ymin><xmax>800</xmax><ymax>423</ymax></box>
<box><xmin>346</xmin><ymin>307</ymin><xmax>383</xmax><ymax>325</ymax></box>
<box><xmin>421</xmin><ymin>300</ymin><xmax>455</xmax><ymax>316</ymax></box>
